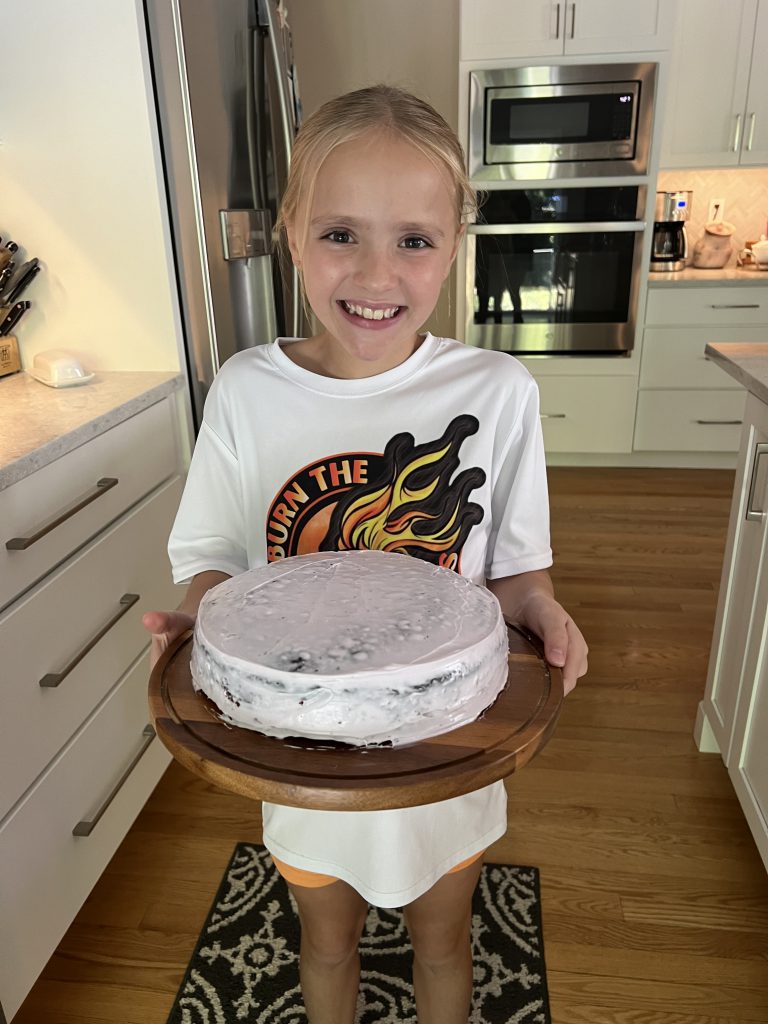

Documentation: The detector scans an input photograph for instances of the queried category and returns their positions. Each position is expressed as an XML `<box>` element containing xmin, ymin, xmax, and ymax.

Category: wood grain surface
<box><xmin>148</xmin><ymin>622</ymin><xmax>563</xmax><ymax>810</ymax></box>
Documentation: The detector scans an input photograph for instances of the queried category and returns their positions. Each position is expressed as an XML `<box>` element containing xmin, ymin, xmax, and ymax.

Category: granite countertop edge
<box><xmin>648</xmin><ymin>268</ymin><xmax>768</xmax><ymax>287</ymax></box>
<box><xmin>705</xmin><ymin>343</ymin><xmax>768</xmax><ymax>406</ymax></box>
<box><xmin>0</xmin><ymin>372</ymin><xmax>185</xmax><ymax>491</ymax></box>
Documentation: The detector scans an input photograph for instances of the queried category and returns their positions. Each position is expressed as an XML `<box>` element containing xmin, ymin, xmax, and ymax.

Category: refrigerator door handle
<box><xmin>260</xmin><ymin>0</ymin><xmax>295</xmax><ymax>165</ymax></box>
<box><xmin>259</xmin><ymin>0</ymin><xmax>303</xmax><ymax>336</ymax></box>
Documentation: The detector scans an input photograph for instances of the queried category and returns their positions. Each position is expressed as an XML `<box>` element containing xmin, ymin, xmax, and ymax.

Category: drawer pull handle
<box><xmin>694</xmin><ymin>419</ymin><xmax>743</xmax><ymax>426</ymax></box>
<box><xmin>6</xmin><ymin>477</ymin><xmax>118</xmax><ymax>550</ymax></box>
<box><xmin>746</xmin><ymin>443</ymin><xmax>768</xmax><ymax>523</ymax></box>
<box><xmin>39</xmin><ymin>593</ymin><xmax>140</xmax><ymax>688</ymax></box>
<box><xmin>709</xmin><ymin>304</ymin><xmax>760</xmax><ymax>310</ymax></box>
<box><xmin>540</xmin><ymin>413</ymin><xmax>567</xmax><ymax>419</ymax></box>
<box><xmin>72</xmin><ymin>724</ymin><xmax>156</xmax><ymax>837</ymax></box>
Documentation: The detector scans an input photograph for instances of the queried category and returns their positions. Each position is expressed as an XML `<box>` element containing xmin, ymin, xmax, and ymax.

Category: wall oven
<box><xmin>468</xmin><ymin>63</ymin><xmax>657</xmax><ymax>181</ymax></box>
<box><xmin>465</xmin><ymin>185</ymin><xmax>647</xmax><ymax>355</ymax></box>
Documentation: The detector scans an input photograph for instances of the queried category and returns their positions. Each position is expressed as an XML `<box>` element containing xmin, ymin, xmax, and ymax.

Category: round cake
<box><xmin>190</xmin><ymin>550</ymin><xmax>509</xmax><ymax>746</ymax></box>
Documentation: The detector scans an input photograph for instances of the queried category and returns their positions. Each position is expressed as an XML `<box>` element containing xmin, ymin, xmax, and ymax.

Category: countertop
<box><xmin>705</xmin><ymin>343</ymin><xmax>768</xmax><ymax>406</ymax></box>
<box><xmin>648</xmin><ymin>266</ymin><xmax>768</xmax><ymax>287</ymax></box>
<box><xmin>0</xmin><ymin>370</ymin><xmax>184</xmax><ymax>491</ymax></box>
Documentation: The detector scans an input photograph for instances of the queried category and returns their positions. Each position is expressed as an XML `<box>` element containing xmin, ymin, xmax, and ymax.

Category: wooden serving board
<box><xmin>148</xmin><ymin>623</ymin><xmax>563</xmax><ymax>811</ymax></box>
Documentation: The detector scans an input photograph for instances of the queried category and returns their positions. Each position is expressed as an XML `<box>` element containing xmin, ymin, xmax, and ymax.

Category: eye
<box><xmin>324</xmin><ymin>229</ymin><xmax>353</xmax><ymax>244</ymax></box>
<box><xmin>401</xmin><ymin>236</ymin><xmax>432</xmax><ymax>250</ymax></box>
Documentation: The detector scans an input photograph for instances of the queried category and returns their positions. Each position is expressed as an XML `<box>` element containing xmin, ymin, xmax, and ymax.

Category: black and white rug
<box><xmin>167</xmin><ymin>843</ymin><xmax>550</xmax><ymax>1024</ymax></box>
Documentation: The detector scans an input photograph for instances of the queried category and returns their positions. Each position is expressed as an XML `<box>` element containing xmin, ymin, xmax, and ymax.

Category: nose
<box><xmin>353</xmin><ymin>244</ymin><xmax>397</xmax><ymax>294</ymax></box>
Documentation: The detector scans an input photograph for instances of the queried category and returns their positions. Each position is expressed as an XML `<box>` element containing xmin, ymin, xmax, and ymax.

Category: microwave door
<box><xmin>485</xmin><ymin>83</ymin><xmax>640</xmax><ymax>167</ymax></box>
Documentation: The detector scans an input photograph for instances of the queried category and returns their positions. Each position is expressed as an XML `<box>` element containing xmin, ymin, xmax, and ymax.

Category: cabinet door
<box><xmin>703</xmin><ymin>395</ymin><xmax>768</xmax><ymax>755</ymax></box>
<box><xmin>460</xmin><ymin>0</ymin><xmax>563</xmax><ymax>60</ymax></box>
<box><xmin>661</xmin><ymin>0</ymin><xmax>757</xmax><ymax>168</ymax></box>
<box><xmin>741</xmin><ymin>0</ymin><xmax>768</xmax><ymax>165</ymax></box>
<box><xmin>726</xmin><ymin>405</ymin><xmax>768</xmax><ymax>870</ymax></box>
<box><xmin>564</xmin><ymin>0</ymin><xmax>675</xmax><ymax>54</ymax></box>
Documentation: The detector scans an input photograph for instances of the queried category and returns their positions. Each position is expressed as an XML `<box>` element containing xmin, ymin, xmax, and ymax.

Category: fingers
<box><xmin>142</xmin><ymin>610</ymin><xmax>195</xmax><ymax>638</ymax></box>
<box><xmin>142</xmin><ymin>610</ymin><xmax>196</xmax><ymax>669</ymax></box>
<box><xmin>530</xmin><ymin>600</ymin><xmax>587</xmax><ymax>696</ymax></box>
<box><xmin>560</xmin><ymin>618</ymin><xmax>588</xmax><ymax>695</ymax></box>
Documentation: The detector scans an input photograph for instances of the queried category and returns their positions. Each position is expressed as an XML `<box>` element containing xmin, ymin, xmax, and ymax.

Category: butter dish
<box><xmin>29</xmin><ymin>349</ymin><xmax>95</xmax><ymax>388</ymax></box>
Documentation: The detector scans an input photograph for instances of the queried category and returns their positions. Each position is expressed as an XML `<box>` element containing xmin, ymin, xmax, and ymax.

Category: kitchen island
<box><xmin>696</xmin><ymin>341</ymin><xmax>768</xmax><ymax>873</ymax></box>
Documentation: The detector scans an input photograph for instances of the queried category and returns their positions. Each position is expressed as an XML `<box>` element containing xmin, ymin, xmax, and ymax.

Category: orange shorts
<box><xmin>272</xmin><ymin>850</ymin><xmax>484</xmax><ymax>889</ymax></box>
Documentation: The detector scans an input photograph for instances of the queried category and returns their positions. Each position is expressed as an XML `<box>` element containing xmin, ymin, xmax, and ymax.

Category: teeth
<box><xmin>343</xmin><ymin>301</ymin><xmax>400</xmax><ymax>320</ymax></box>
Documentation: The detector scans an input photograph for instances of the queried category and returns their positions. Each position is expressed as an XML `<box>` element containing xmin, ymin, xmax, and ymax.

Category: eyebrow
<box><xmin>311</xmin><ymin>215</ymin><xmax>447</xmax><ymax>240</ymax></box>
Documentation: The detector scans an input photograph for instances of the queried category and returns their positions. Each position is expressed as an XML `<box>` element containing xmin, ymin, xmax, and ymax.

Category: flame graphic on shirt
<box><xmin>321</xmin><ymin>415</ymin><xmax>485</xmax><ymax>566</ymax></box>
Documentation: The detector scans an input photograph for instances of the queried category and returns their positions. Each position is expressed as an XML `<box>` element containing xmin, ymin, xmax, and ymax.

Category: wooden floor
<box><xmin>16</xmin><ymin>468</ymin><xmax>768</xmax><ymax>1024</ymax></box>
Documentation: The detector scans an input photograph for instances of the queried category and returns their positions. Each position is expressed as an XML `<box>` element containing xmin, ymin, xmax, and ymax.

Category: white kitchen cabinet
<box><xmin>698</xmin><ymin>391</ymin><xmax>768</xmax><ymax>871</ymax></box>
<box><xmin>662</xmin><ymin>0</ymin><xmax>768</xmax><ymax>168</ymax></box>
<box><xmin>635</xmin><ymin>285</ymin><xmax>768</xmax><ymax>454</ymax></box>
<box><xmin>460</xmin><ymin>0</ymin><xmax>675</xmax><ymax>60</ymax></box>
<box><xmin>536</xmin><ymin>374</ymin><xmax>637</xmax><ymax>453</ymax></box>
<box><xmin>634</xmin><ymin>389</ymin><xmax>746</xmax><ymax>452</ymax></box>
<box><xmin>0</xmin><ymin>398</ymin><xmax>183</xmax><ymax>1020</ymax></box>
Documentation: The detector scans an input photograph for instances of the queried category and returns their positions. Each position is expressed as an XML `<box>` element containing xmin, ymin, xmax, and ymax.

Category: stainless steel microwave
<box><xmin>468</xmin><ymin>63</ymin><xmax>657</xmax><ymax>181</ymax></box>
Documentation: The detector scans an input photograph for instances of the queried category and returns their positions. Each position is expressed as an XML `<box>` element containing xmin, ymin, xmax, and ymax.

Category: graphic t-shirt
<box><xmin>168</xmin><ymin>333</ymin><xmax>552</xmax><ymax>906</ymax></box>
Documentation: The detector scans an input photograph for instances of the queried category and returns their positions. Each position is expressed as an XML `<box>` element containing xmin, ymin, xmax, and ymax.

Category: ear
<box><xmin>285</xmin><ymin>220</ymin><xmax>302</xmax><ymax>267</ymax></box>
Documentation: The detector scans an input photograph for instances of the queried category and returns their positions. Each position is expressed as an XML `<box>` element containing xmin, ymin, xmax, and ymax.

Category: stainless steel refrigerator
<box><xmin>144</xmin><ymin>0</ymin><xmax>304</xmax><ymax>429</ymax></box>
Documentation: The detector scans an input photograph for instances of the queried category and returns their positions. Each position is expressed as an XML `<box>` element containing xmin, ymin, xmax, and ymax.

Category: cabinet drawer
<box><xmin>645</xmin><ymin>286</ymin><xmax>768</xmax><ymax>327</ymax></box>
<box><xmin>0</xmin><ymin>399</ymin><xmax>177</xmax><ymax>613</ymax></box>
<box><xmin>640</xmin><ymin>328</ymin><xmax>765</xmax><ymax>389</ymax></box>
<box><xmin>634</xmin><ymin>390</ymin><xmax>746</xmax><ymax>451</ymax></box>
<box><xmin>535</xmin><ymin>376</ymin><xmax>637</xmax><ymax>453</ymax></box>
<box><xmin>0</xmin><ymin>476</ymin><xmax>183</xmax><ymax>819</ymax></box>
<box><xmin>0</xmin><ymin>652</ymin><xmax>171</xmax><ymax>1020</ymax></box>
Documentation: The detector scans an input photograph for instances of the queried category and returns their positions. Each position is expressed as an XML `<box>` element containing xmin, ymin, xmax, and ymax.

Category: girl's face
<box><xmin>287</xmin><ymin>131</ymin><xmax>463</xmax><ymax>378</ymax></box>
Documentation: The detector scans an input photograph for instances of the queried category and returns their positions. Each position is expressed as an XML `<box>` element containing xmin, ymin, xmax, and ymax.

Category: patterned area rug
<box><xmin>167</xmin><ymin>843</ymin><xmax>550</xmax><ymax>1024</ymax></box>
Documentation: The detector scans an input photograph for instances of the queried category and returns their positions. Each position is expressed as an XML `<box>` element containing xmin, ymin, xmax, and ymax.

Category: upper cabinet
<box><xmin>662</xmin><ymin>0</ymin><xmax>768</xmax><ymax>167</ymax></box>
<box><xmin>460</xmin><ymin>0</ymin><xmax>676</xmax><ymax>61</ymax></box>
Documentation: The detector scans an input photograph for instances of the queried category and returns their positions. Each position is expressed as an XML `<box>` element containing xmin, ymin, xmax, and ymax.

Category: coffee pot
<box><xmin>650</xmin><ymin>191</ymin><xmax>692</xmax><ymax>272</ymax></box>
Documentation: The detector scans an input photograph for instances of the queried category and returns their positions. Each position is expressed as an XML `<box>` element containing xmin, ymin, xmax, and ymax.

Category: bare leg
<box><xmin>403</xmin><ymin>858</ymin><xmax>483</xmax><ymax>1024</ymax></box>
<box><xmin>288</xmin><ymin>879</ymin><xmax>369</xmax><ymax>1024</ymax></box>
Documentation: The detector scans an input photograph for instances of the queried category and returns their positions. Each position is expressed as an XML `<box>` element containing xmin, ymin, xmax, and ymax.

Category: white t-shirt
<box><xmin>168</xmin><ymin>333</ymin><xmax>552</xmax><ymax>906</ymax></box>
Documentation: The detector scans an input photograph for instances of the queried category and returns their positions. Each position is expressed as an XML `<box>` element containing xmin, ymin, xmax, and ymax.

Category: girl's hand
<box><xmin>517</xmin><ymin>593</ymin><xmax>587</xmax><ymax>695</ymax></box>
<box><xmin>142</xmin><ymin>610</ymin><xmax>196</xmax><ymax>669</ymax></box>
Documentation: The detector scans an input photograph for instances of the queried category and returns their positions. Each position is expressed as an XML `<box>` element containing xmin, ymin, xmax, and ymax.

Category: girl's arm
<box><xmin>487</xmin><ymin>570</ymin><xmax>587</xmax><ymax>695</ymax></box>
<box><xmin>142</xmin><ymin>569</ymin><xmax>231</xmax><ymax>667</ymax></box>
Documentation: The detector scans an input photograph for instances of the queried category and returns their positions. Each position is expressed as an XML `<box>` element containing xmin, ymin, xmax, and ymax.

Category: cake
<box><xmin>190</xmin><ymin>550</ymin><xmax>509</xmax><ymax>746</ymax></box>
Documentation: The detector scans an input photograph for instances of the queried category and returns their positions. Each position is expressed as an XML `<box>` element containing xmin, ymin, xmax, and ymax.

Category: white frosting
<box><xmin>191</xmin><ymin>550</ymin><xmax>509</xmax><ymax>746</ymax></box>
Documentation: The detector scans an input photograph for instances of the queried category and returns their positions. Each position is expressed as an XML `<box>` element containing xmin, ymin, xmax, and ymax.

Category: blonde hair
<box><xmin>274</xmin><ymin>84</ymin><xmax>477</xmax><ymax>275</ymax></box>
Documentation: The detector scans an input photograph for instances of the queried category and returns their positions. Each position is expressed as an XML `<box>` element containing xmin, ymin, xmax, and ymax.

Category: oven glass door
<box><xmin>466</xmin><ymin>187</ymin><xmax>645</xmax><ymax>355</ymax></box>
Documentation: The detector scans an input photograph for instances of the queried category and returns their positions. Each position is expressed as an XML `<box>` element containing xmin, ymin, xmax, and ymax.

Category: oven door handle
<box><xmin>469</xmin><ymin>221</ymin><xmax>646</xmax><ymax>235</ymax></box>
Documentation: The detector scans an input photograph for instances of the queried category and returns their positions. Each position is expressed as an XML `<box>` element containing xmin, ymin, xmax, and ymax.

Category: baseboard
<box><xmin>694</xmin><ymin>701</ymin><xmax>721</xmax><ymax>754</ymax></box>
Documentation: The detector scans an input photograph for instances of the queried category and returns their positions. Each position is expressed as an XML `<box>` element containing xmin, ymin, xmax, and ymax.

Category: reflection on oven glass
<box><xmin>473</xmin><ymin>236</ymin><xmax>633</xmax><ymax>327</ymax></box>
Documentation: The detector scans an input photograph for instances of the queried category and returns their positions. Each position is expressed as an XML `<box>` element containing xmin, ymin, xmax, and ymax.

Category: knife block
<box><xmin>0</xmin><ymin>335</ymin><xmax>21</xmax><ymax>377</ymax></box>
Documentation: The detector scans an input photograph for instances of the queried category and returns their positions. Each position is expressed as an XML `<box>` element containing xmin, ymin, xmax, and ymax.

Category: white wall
<box><xmin>0</xmin><ymin>0</ymin><xmax>183</xmax><ymax>372</ymax></box>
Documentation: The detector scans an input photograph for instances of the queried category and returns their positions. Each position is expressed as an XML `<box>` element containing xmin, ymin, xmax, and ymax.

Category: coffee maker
<box><xmin>650</xmin><ymin>190</ymin><xmax>692</xmax><ymax>272</ymax></box>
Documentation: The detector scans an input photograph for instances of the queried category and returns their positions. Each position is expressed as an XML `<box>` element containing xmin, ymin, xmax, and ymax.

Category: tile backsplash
<box><xmin>656</xmin><ymin>168</ymin><xmax>768</xmax><ymax>264</ymax></box>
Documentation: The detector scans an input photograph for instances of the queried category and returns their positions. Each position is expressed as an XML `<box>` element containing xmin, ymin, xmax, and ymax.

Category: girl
<box><xmin>144</xmin><ymin>85</ymin><xmax>588</xmax><ymax>1024</ymax></box>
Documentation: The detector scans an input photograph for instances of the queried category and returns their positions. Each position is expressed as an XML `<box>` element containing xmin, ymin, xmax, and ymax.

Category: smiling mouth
<box><xmin>340</xmin><ymin>300</ymin><xmax>403</xmax><ymax>321</ymax></box>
